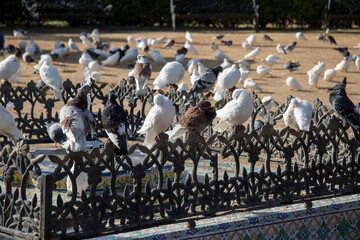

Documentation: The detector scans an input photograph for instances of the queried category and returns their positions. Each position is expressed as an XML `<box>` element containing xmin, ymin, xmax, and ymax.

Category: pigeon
<box><xmin>153</xmin><ymin>61</ymin><xmax>184</xmax><ymax>90</ymax></box>
<box><xmin>50</xmin><ymin>47</ymin><xmax>69</xmax><ymax>59</ymax></box>
<box><xmin>18</xmin><ymin>41</ymin><xmax>27</xmax><ymax>52</ymax></box>
<box><xmin>333</xmin><ymin>47</ymin><xmax>350</xmax><ymax>58</ymax></box>
<box><xmin>134</xmin><ymin>54</ymin><xmax>152</xmax><ymax>95</ymax></box>
<box><xmin>286</xmin><ymin>76</ymin><xmax>302</xmax><ymax>91</ymax></box>
<box><xmin>35</xmin><ymin>54</ymin><xmax>53</xmax><ymax>71</ymax></box>
<box><xmin>197</xmin><ymin>62</ymin><xmax>208</xmax><ymax>74</ymax></box>
<box><xmin>212</xmin><ymin>34</ymin><xmax>224</xmax><ymax>40</ymax></box>
<box><xmin>80</xmin><ymin>35</ymin><xmax>94</xmax><ymax>49</ymax></box>
<box><xmin>261</xmin><ymin>96</ymin><xmax>274</xmax><ymax>111</ymax></box>
<box><xmin>46</xmin><ymin>122</ymin><xmax>66</xmax><ymax>148</ymax></box>
<box><xmin>0</xmin><ymin>55</ymin><xmax>20</xmax><ymax>81</ymax></box>
<box><xmin>149</xmin><ymin>49</ymin><xmax>167</xmax><ymax>65</ymax></box>
<box><xmin>296</xmin><ymin>32</ymin><xmax>307</xmax><ymax>41</ymax></box>
<box><xmin>310</xmin><ymin>61</ymin><xmax>326</xmax><ymax>75</ymax></box>
<box><xmin>215</xmin><ymin>50</ymin><xmax>230</xmax><ymax>61</ymax></box>
<box><xmin>239</xmin><ymin>65</ymin><xmax>250</xmax><ymax>82</ymax></box>
<box><xmin>167</xmin><ymin>100</ymin><xmax>216</xmax><ymax>140</ymax></box>
<box><xmin>329</xmin><ymin>78</ymin><xmax>360</xmax><ymax>138</ymax></box>
<box><xmin>188</xmin><ymin>61</ymin><xmax>198</xmax><ymax>73</ymax></box>
<box><xmin>91</xmin><ymin>71</ymin><xmax>101</xmax><ymax>82</ymax></box>
<box><xmin>246</xmin><ymin>34</ymin><xmax>256</xmax><ymax>45</ymax></box>
<box><xmin>317</xmin><ymin>33</ymin><xmax>328</xmax><ymax>42</ymax></box>
<box><xmin>68</xmin><ymin>38</ymin><xmax>82</xmax><ymax>52</ymax></box>
<box><xmin>177</xmin><ymin>47</ymin><xmax>188</xmax><ymax>55</ymax></box>
<box><xmin>244</xmin><ymin>47</ymin><xmax>260</xmax><ymax>60</ymax></box>
<box><xmin>263</xmin><ymin>34</ymin><xmax>273</xmax><ymax>41</ymax></box>
<box><xmin>184</xmin><ymin>41</ymin><xmax>198</xmax><ymax>54</ymax></box>
<box><xmin>36</xmin><ymin>79</ymin><xmax>46</xmax><ymax>90</ymax></box>
<box><xmin>283</xmin><ymin>98</ymin><xmax>312</xmax><ymax>131</ymax></box>
<box><xmin>22</xmin><ymin>52</ymin><xmax>35</xmax><ymax>63</ymax></box>
<box><xmin>96</xmin><ymin>41</ymin><xmax>110</xmax><ymax>51</ymax></box>
<box><xmin>119</xmin><ymin>48</ymin><xmax>138</xmax><ymax>63</ymax></box>
<box><xmin>244</xmin><ymin>78</ymin><xmax>262</xmax><ymax>92</ymax></box>
<box><xmin>127</xmin><ymin>36</ymin><xmax>137</xmax><ymax>46</ymax></box>
<box><xmin>307</xmin><ymin>70</ymin><xmax>319</xmax><ymax>88</ymax></box>
<box><xmin>138</xmin><ymin>94</ymin><xmax>175</xmax><ymax>148</ymax></box>
<box><xmin>284</xmin><ymin>61</ymin><xmax>300</xmax><ymax>72</ymax></box>
<box><xmin>101</xmin><ymin>51</ymin><xmax>120</xmax><ymax>66</ymax></box>
<box><xmin>334</xmin><ymin>59</ymin><xmax>350</xmax><ymax>72</ymax></box>
<box><xmin>0</xmin><ymin>104</ymin><xmax>25</xmax><ymax>143</ymax></box>
<box><xmin>60</xmin><ymin>85</ymin><xmax>95</xmax><ymax>152</ymax></box>
<box><xmin>177</xmin><ymin>82</ymin><xmax>189</xmax><ymax>93</ymax></box>
<box><xmin>88</xmin><ymin>60</ymin><xmax>103</xmax><ymax>72</ymax></box>
<box><xmin>102</xmin><ymin>90</ymin><xmax>128</xmax><ymax>155</ymax></box>
<box><xmin>285</xmin><ymin>42</ymin><xmax>297</xmax><ymax>51</ymax></box>
<box><xmin>189</xmin><ymin>68</ymin><xmax>200</xmax><ymax>86</ymax></box>
<box><xmin>262</xmin><ymin>54</ymin><xmax>282</xmax><ymax>67</ymax></box>
<box><xmin>221</xmin><ymin>40</ymin><xmax>233</xmax><ymax>46</ymax></box>
<box><xmin>256</xmin><ymin>65</ymin><xmax>272</xmax><ymax>77</ymax></box>
<box><xmin>323</xmin><ymin>69</ymin><xmax>336</xmax><ymax>81</ymax></box>
<box><xmin>136</xmin><ymin>38</ymin><xmax>149</xmax><ymax>52</ymax></box>
<box><xmin>175</xmin><ymin>54</ymin><xmax>185</xmax><ymax>63</ymax></box>
<box><xmin>8</xmin><ymin>69</ymin><xmax>21</xmax><ymax>83</ymax></box>
<box><xmin>54</xmin><ymin>39</ymin><xmax>62</xmax><ymax>49</ymax></box>
<box><xmin>213</xmin><ymin>64</ymin><xmax>241</xmax><ymax>101</ymax></box>
<box><xmin>79</xmin><ymin>52</ymin><xmax>93</xmax><ymax>66</ymax></box>
<box><xmin>39</xmin><ymin>61</ymin><xmax>63</xmax><ymax>100</ymax></box>
<box><xmin>220</xmin><ymin>58</ymin><xmax>232</xmax><ymax>70</ymax></box>
<box><xmin>191</xmin><ymin>66</ymin><xmax>223</xmax><ymax>94</ymax></box>
<box><xmin>242</xmin><ymin>41</ymin><xmax>254</xmax><ymax>50</ymax></box>
<box><xmin>13</xmin><ymin>29</ymin><xmax>27</xmax><ymax>39</ymax></box>
<box><xmin>163</xmin><ymin>39</ymin><xmax>175</xmax><ymax>48</ymax></box>
<box><xmin>91</xmin><ymin>28</ymin><xmax>100</xmax><ymax>43</ymax></box>
<box><xmin>355</xmin><ymin>56</ymin><xmax>360</xmax><ymax>71</ymax></box>
<box><xmin>185</xmin><ymin>31</ymin><xmax>193</xmax><ymax>42</ymax></box>
<box><xmin>210</xmin><ymin>42</ymin><xmax>219</xmax><ymax>50</ymax></box>
<box><xmin>214</xmin><ymin>89</ymin><xmax>254</xmax><ymax>132</ymax></box>
<box><xmin>276</xmin><ymin>43</ymin><xmax>286</xmax><ymax>54</ymax></box>
<box><xmin>328</xmin><ymin>35</ymin><xmax>337</xmax><ymax>45</ymax></box>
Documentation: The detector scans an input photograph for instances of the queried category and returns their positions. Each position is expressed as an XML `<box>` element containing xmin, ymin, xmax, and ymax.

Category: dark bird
<box><xmin>284</xmin><ymin>61</ymin><xmax>300</xmax><ymax>72</ymax></box>
<box><xmin>213</xmin><ymin>34</ymin><xmax>224</xmax><ymax>40</ymax></box>
<box><xmin>96</xmin><ymin>41</ymin><xmax>110</xmax><ymax>51</ymax></box>
<box><xmin>333</xmin><ymin>47</ymin><xmax>350</xmax><ymax>58</ymax></box>
<box><xmin>191</xmin><ymin>66</ymin><xmax>223</xmax><ymax>95</ymax></box>
<box><xmin>329</xmin><ymin>77</ymin><xmax>360</xmax><ymax>138</ymax></box>
<box><xmin>102</xmin><ymin>90</ymin><xmax>128</xmax><ymax>155</ymax></box>
<box><xmin>221</xmin><ymin>40</ymin><xmax>233</xmax><ymax>46</ymax></box>
<box><xmin>167</xmin><ymin>100</ymin><xmax>217</xmax><ymax>140</ymax></box>
<box><xmin>163</xmin><ymin>39</ymin><xmax>175</xmax><ymax>48</ymax></box>
<box><xmin>328</xmin><ymin>35</ymin><xmax>337</xmax><ymax>45</ymax></box>
<box><xmin>263</xmin><ymin>34</ymin><xmax>273</xmax><ymax>41</ymax></box>
<box><xmin>15</xmin><ymin>48</ymin><xmax>22</xmax><ymax>58</ymax></box>
<box><xmin>86</xmin><ymin>49</ymin><xmax>100</xmax><ymax>59</ymax></box>
<box><xmin>285</xmin><ymin>42</ymin><xmax>297</xmax><ymax>51</ymax></box>
<box><xmin>177</xmin><ymin>47</ymin><xmax>188</xmax><ymax>55</ymax></box>
<box><xmin>46</xmin><ymin>122</ymin><xmax>66</xmax><ymax>148</ymax></box>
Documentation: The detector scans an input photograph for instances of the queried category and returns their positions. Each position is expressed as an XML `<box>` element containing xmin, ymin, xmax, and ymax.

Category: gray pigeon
<box><xmin>191</xmin><ymin>66</ymin><xmax>223</xmax><ymax>95</ymax></box>
<box><xmin>47</xmin><ymin>122</ymin><xmax>67</xmax><ymax>148</ymax></box>
<box><xmin>284</xmin><ymin>61</ymin><xmax>300</xmax><ymax>72</ymax></box>
<box><xmin>329</xmin><ymin>77</ymin><xmax>360</xmax><ymax>138</ymax></box>
<box><xmin>285</xmin><ymin>42</ymin><xmax>297</xmax><ymax>51</ymax></box>
<box><xmin>263</xmin><ymin>34</ymin><xmax>273</xmax><ymax>41</ymax></box>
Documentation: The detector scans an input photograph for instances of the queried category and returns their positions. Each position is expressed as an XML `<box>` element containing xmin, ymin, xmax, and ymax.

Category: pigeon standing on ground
<box><xmin>220</xmin><ymin>58</ymin><xmax>232</xmax><ymax>70</ymax></box>
<box><xmin>119</xmin><ymin>48</ymin><xmax>138</xmax><ymax>64</ymax></box>
<box><xmin>261</xmin><ymin>54</ymin><xmax>282</xmax><ymax>68</ymax></box>
<box><xmin>163</xmin><ymin>39</ymin><xmax>175</xmax><ymax>48</ymax></box>
<box><xmin>323</xmin><ymin>69</ymin><xmax>336</xmax><ymax>81</ymax></box>
<box><xmin>68</xmin><ymin>38</ymin><xmax>82</xmax><ymax>52</ymax></box>
<box><xmin>189</xmin><ymin>68</ymin><xmax>200</xmax><ymax>86</ymax></box>
<box><xmin>244</xmin><ymin>47</ymin><xmax>260</xmax><ymax>60</ymax></box>
<box><xmin>0</xmin><ymin>104</ymin><xmax>25</xmax><ymax>143</ymax></box>
<box><xmin>246</xmin><ymin>34</ymin><xmax>256</xmax><ymax>45</ymax></box>
<box><xmin>333</xmin><ymin>47</ymin><xmax>350</xmax><ymax>58</ymax></box>
<box><xmin>13</xmin><ymin>29</ymin><xmax>27</xmax><ymax>39</ymax></box>
<box><xmin>285</xmin><ymin>42</ymin><xmax>297</xmax><ymax>51</ymax></box>
<box><xmin>221</xmin><ymin>40</ymin><xmax>233</xmax><ymax>46</ymax></box>
<box><xmin>134</xmin><ymin>54</ymin><xmax>152</xmax><ymax>96</ymax></box>
<box><xmin>39</xmin><ymin>61</ymin><xmax>63</xmax><ymax>99</ymax></box>
<box><xmin>212</xmin><ymin>34</ymin><xmax>224</xmax><ymax>40</ymax></box>
<box><xmin>263</xmin><ymin>34</ymin><xmax>273</xmax><ymax>41</ymax></box>
<box><xmin>80</xmin><ymin>35</ymin><xmax>94</xmax><ymax>49</ymax></box>
<box><xmin>328</xmin><ymin>35</ymin><xmax>337</xmax><ymax>45</ymax></box>
<box><xmin>284</xmin><ymin>61</ymin><xmax>300</xmax><ymax>72</ymax></box>
<box><xmin>307</xmin><ymin>70</ymin><xmax>319</xmax><ymax>88</ymax></box>
<box><xmin>91</xmin><ymin>71</ymin><xmax>101</xmax><ymax>82</ymax></box>
<box><xmin>153</xmin><ymin>61</ymin><xmax>184</xmax><ymax>89</ymax></box>
<box><xmin>276</xmin><ymin>43</ymin><xmax>287</xmax><ymax>54</ymax></box>
<box><xmin>214</xmin><ymin>89</ymin><xmax>254</xmax><ymax>132</ymax></box>
<box><xmin>22</xmin><ymin>52</ymin><xmax>35</xmax><ymax>63</ymax></box>
<box><xmin>184</xmin><ymin>41</ymin><xmax>198</xmax><ymax>54</ymax></box>
<box><xmin>46</xmin><ymin>122</ymin><xmax>66</xmax><ymax>148</ymax></box>
<box><xmin>213</xmin><ymin>64</ymin><xmax>241</xmax><ymax>101</ymax></box>
<box><xmin>191</xmin><ymin>66</ymin><xmax>223</xmax><ymax>94</ymax></box>
<box><xmin>283</xmin><ymin>98</ymin><xmax>312</xmax><ymax>131</ymax></box>
<box><xmin>334</xmin><ymin>59</ymin><xmax>350</xmax><ymax>72</ymax></box>
<box><xmin>286</xmin><ymin>76</ymin><xmax>302</xmax><ymax>91</ymax></box>
<box><xmin>296</xmin><ymin>32</ymin><xmax>307</xmax><ymax>41</ymax></box>
<box><xmin>329</xmin><ymin>78</ymin><xmax>360</xmax><ymax>138</ymax></box>
<box><xmin>0</xmin><ymin>55</ymin><xmax>20</xmax><ymax>80</ymax></box>
<box><xmin>256</xmin><ymin>65</ymin><xmax>272</xmax><ymax>77</ymax></box>
<box><xmin>210</xmin><ymin>42</ymin><xmax>219</xmax><ymax>50</ymax></box>
<box><xmin>150</xmin><ymin>49</ymin><xmax>167</xmax><ymax>65</ymax></box>
<box><xmin>101</xmin><ymin>51</ymin><xmax>120</xmax><ymax>66</ymax></box>
<box><xmin>242</xmin><ymin>41</ymin><xmax>254</xmax><ymax>50</ymax></box>
<box><xmin>79</xmin><ymin>52</ymin><xmax>93</xmax><ymax>66</ymax></box>
<box><xmin>310</xmin><ymin>61</ymin><xmax>326</xmax><ymax>75</ymax></box>
<box><xmin>215</xmin><ymin>50</ymin><xmax>230</xmax><ymax>61</ymax></box>
<box><xmin>138</xmin><ymin>94</ymin><xmax>175</xmax><ymax>148</ymax></box>
<box><xmin>102</xmin><ymin>90</ymin><xmax>128</xmax><ymax>155</ymax></box>
<box><xmin>239</xmin><ymin>65</ymin><xmax>250</xmax><ymax>82</ymax></box>
<box><xmin>244</xmin><ymin>78</ymin><xmax>262</xmax><ymax>92</ymax></box>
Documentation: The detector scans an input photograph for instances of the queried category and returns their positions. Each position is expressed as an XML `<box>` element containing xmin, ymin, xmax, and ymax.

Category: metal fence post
<box><xmin>40</xmin><ymin>174</ymin><xmax>52</xmax><ymax>240</ymax></box>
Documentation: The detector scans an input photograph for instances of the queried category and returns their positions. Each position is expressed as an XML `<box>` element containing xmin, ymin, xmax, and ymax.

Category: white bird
<box><xmin>256</xmin><ymin>65</ymin><xmax>272</xmax><ymax>77</ymax></box>
<box><xmin>190</xmin><ymin>68</ymin><xmax>200</xmax><ymax>86</ymax></box>
<box><xmin>80</xmin><ymin>35</ymin><xmax>94</xmax><ymax>49</ymax></box>
<box><xmin>35</xmin><ymin>54</ymin><xmax>53</xmax><ymax>70</ymax></box>
<box><xmin>246</xmin><ymin>34</ymin><xmax>256</xmax><ymax>45</ymax></box>
<box><xmin>127</xmin><ymin>36</ymin><xmax>137</xmax><ymax>46</ymax></box>
<box><xmin>185</xmin><ymin>31</ymin><xmax>193</xmax><ymax>42</ymax></box>
<box><xmin>177</xmin><ymin>82</ymin><xmax>189</xmax><ymax>93</ymax></box>
<box><xmin>296</xmin><ymin>32</ymin><xmax>307</xmax><ymax>41</ymax></box>
<box><xmin>184</xmin><ymin>41</ymin><xmax>198</xmax><ymax>54</ymax></box>
<box><xmin>0</xmin><ymin>104</ymin><xmax>25</xmax><ymax>143</ymax></box>
<box><xmin>214</xmin><ymin>89</ymin><xmax>254</xmax><ymax>132</ymax></box>
<box><xmin>8</xmin><ymin>69</ymin><xmax>21</xmax><ymax>83</ymax></box>
<box><xmin>68</xmin><ymin>38</ymin><xmax>82</xmax><ymax>52</ymax></box>
<box><xmin>215</xmin><ymin>51</ymin><xmax>230</xmax><ymax>61</ymax></box>
<box><xmin>210</xmin><ymin>42</ymin><xmax>219</xmax><ymax>50</ymax></box>
<box><xmin>239</xmin><ymin>65</ymin><xmax>250</xmax><ymax>82</ymax></box>
<box><xmin>88</xmin><ymin>60</ymin><xmax>103</xmax><ymax>71</ymax></box>
<box><xmin>356</xmin><ymin>56</ymin><xmax>360</xmax><ymax>71</ymax></box>
<box><xmin>91</xmin><ymin>71</ymin><xmax>101</xmax><ymax>82</ymax></box>
<box><xmin>197</xmin><ymin>62</ymin><xmax>208</xmax><ymax>74</ymax></box>
<box><xmin>149</xmin><ymin>49</ymin><xmax>167</xmax><ymax>65</ymax></box>
<box><xmin>13</xmin><ymin>29</ymin><xmax>27</xmax><ymax>39</ymax></box>
<box><xmin>262</xmin><ymin>54</ymin><xmax>282</xmax><ymax>67</ymax></box>
<box><xmin>220</xmin><ymin>58</ymin><xmax>232</xmax><ymax>70</ymax></box>
<box><xmin>236</xmin><ymin>59</ymin><xmax>250</xmax><ymax>68</ymax></box>
<box><xmin>242</xmin><ymin>41</ymin><xmax>254</xmax><ymax>50</ymax></box>
<box><xmin>91</xmin><ymin>28</ymin><xmax>100</xmax><ymax>43</ymax></box>
<box><xmin>323</xmin><ymin>69</ymin><xmax>336</xmax><ymax>81</ymax></box>
<box><xmin>133</xmin><ymin>54</ymin><xmax>152</xmax><ymax>96</ymax></box>
<box><xmin>136</xmin><ymin>38</ymin><xmax>149</xmax><ymax>52</ymax></box>
<box><xmin>307</xmin><ymin>70</ymin><xmax>319</xmax><ymax>88</ymax></box>
<box><xmin>54</xmin><ymin>39</ymin><xmax>62</xmax><ymax>49</ymax></box>
<box><xmin>286</xmin><ymin>76</ymin><xmax>302</xmax><ymax>91</ymax></box>
<box><xmin>0</xmin><ymin>55</ymin><xmax>21</xmax><ymax>80</ymax></box>
<box><xmin>244</xmin><ymin>47</ymin><xmax>260</xmax><ymax>60</ymax></box>
<box><xmin>39</xmin><ymin>61</ymin><xmax>63</xmax><ymax>99</ymax></box>
<box><xmin>153</xmin><ymin>61</ymin><xmax>185</xmax><ymax>89</ymax></box>
<box><xmin>138</xmin><ymin>94</ymin><xmax>175</xmax><ymax>148</ymax></box>
<box><xmin>175</xmin><ymin>54</ymin><xmax>185</xmax><ymax>63</ymax></box>
<box><xmin>244</xmin><ymin>78</ymin><xmax>262</xmax><ymax>92</ymax></box>
<box><xmin>102</xmin><ymin>51</ymin><xmax>120</xmax><ymax>66</ymax></box>
<box><xmin>283</xmin><ymin>98</ymin><xmax>312</xmax><ymax>131</ymax></box>
<box><xmin>261</xmin><ymin>96</ymin><xmax>274</xmax><ymax>111</ymax></box>
<box><xmin>119</xmin><ymin>48</ymin><xmax>138</xmax><ymax>63</ymax></box>
<box><xmin>50</xmin><ymin>47</ymin><xmax>69</xmax><ymax>59</ymax></box>
<box><xmin>310</xmin><ymin>61</ymin><xmax>326</xmax><ymax>75</ymax></box>
<box><xmin>214</xmin><ymin>64</ymin><xmax>241</xmax><ymax>101</ymax></box>
<box><xmin>188</xmin><ymin>61</ymin><xmax>197</xmax><ymax>73</ymax></box>
<box><xmin>276</xmin><ymin>43</ymin><xmax>287</xmax><ymax>54</ymax></box>
<box><xmin>334</xmin><ymin>59</ymin><xmax>350</xmax><ymax>72</ymax></box>
<box><xmin>154</xmin><ymin>36</ymin><xmax>166</xmax><ymax>44</ymax></box>
<box><xmin>79</xmin><ymin>52</ymin><xmax>93</xmax><ymax>66</ymax></box>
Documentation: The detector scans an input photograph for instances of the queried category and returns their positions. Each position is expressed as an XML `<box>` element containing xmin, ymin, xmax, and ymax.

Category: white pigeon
<box><xmin>262</xmin><ymin>54</ymin><xmax>282</xmax><ymax>67</ymax></box>
<box><xmin>102</xmin><ymin>51</ymin><xmax>120</xmax><ymax>66</ymax></box>
<box><xmin>276</xmin><ymin>43</ymin><xmax>287</xmax><ymax>54</ymax></box>
<box><xmin>88</xmin><ymin>60</ymin><xmax>103</xmax><ymax>71</ymax></box>
<box><xmin>184</xmin><ymin>41</ymin><xmax>198</xmax><ymax>54</ymax></box>
<box><xmin>67</xmin><ymin>161</ymin><xmax>88</xmax><ymax>195</ymax></box>
<box><xmin>149</xmin><ymin>49</ymin><xmax>167</xmax><ymax>65</ymax></box>
<box><xmin>307</xmin><ymin>70</ymin><xmax>319</xmax><ymax>88</ymax></box>
<box><xmin>68</xmin><ymin>38</ymin><xmax>82</xmax><ymax>52</ymax></box>
<box><xmin>177</xmin><ymin>82</ymin><xmax>190</xmax><ymax>93</ymax></box>
<box><xmin>153</xmin><ymin>61</ymin><xmax>185</xmax><ymax>89</ymax></box>
<box><xmin>246</xmin><ymin>34</ymin><xmax>256</xmax><ymax>45</ymax></box>
<box><xmin>127</xmin><ymin>36</ymin><xmax>137</xmax><ymax>46</ymax></box>
<box><xmin>190</xmin><ymin>68</ymin><xmax>200</xmax><ymax>86</ymax></box>
<box><xmin>214</xmin><ymin>64</ymin><xmax>241</xmax><ymax>101</ymax></box>
<box><xmin>154</xmin><ymin>36</ymin><xmax>166</xmax><ymax>45</ymax></box>
<box><xmin>215</xmin><ymin>51</ymin><xmax>230</xmax><ymax>61</ymax></box>
<box><xmin>188</xmin><ymin>61</ymin><xmax>197</xmax><ymax>73</ymax></box>
<box><xmin>35</xmin><ymin>54</ymin><xmax>52</xmax><ymax>70</ymax></box>
<box><xmin>39</xmin><ymin>61</ymin><xmax>63</xmax><ymax>99</ymax></box>
<box><xmin>244</xmin><ymin>78</ymin><xmax>262</xmax><ymax>92</ymax></box>
<box><xmin>0</xmin><ymin>55</ymin><xmax>21</xmax><ymax>80</ymax></box>
<box><xmin>262</xmin><ymin>96</ymin><xmax>274</xmax><ymax>111</ymax></box>
<box><xmin>214</xmin><ymin>89</ymin><xmax>254</xmax><ymax>132</ymax></box>
<box><xmin>185</xmin><ymin>31</ymin><xmax>193</xmax><ymax>42</ymax></box>
<box><xmin>0</xmin><ymin>104</ymin><xmax>25</xmax><ymax>143</ymax></box>
<box><xmin>138</xmin><ymin>94</ymin><xmax>175</xmax><ymax>148</ymax></box>
<box><xmin>310</xmin><ymin>61</ymin><xmax>326</xmax><ymax>75</ymax></box>
<box><xmin>283</xmin><ymin>98</ymin><xmax>312</xmax><ymax>131</ymax></box>
<box><xmin>242</xmin><ymin>41</ymin><xmax>254</xmax><ymax>50</ymax></box>
<box><xmin>286</xmin><ymin>76</ymin><xmax>302</xmax><ymax>91</ymax></box>
<box><xmin>296</xmin><ymin>32</ymin><xmax>307</xmax><ymax>41</ymax></box>
<box><xmin>79</xmin><ymin>52</ymin><xmax>93</xmax><ymax>66</ymax></box>
<box><xmin>91</xmin><ymin>71</ymin><xmax>101</xmax><ymax>82</ymax></box>
<box><xmin>210</xmin><ymin>42</ymin><xmax>219</xmax><ymax>50</ymax></box>
<box><xmin>54</xmin><ymin>39</ymin><xmax>62</xmax><ymax>49</ymax></box>
<box><xmin>50</xmin><ymin>47</ymin><xmax>69</xmax><ymax>59</ymax></box>
<box><xmin>323</xmin><ymin>69</ymin><xmax>336</xmax><ymax>81</ymax></box>
<box><xmin>356</xmin><ymin>56</ymin><xmax>360</xmax><ymax>71</ymax></box>
<box><xmin>235</xmin><ymin>59</ymin><xmax>251</xmax><ymax>68</ymax></box>
<box><xmin>220</xmin><ymin>58</ymin><xmax>232</xmax><ymax>70</ymax></box>
<box><xmin>8</xmin><ymin>69</ymin><xmax>21</xmax><ymax>83</ymax></box>
<box><xmin>91</xmin><ymin>28</ymin><xmax>100</xmax><ymax>43</ymax></box>
<box><xmin>13</xmin><ymin>29</ymin><xmax>27</xmax><ymax>39</ymax></box>
<box><xmin>175</xmin><ymin>54</ymin><xmax>185</xmax><ymax>63</ymax></box>
<box><xmin>244</xmin><ymin>47</ymin><xmax>260</xmax><ymax>60</ymax></box>
<box><xmin>239</xmin><ymin>65</ymin><xmax>250</xmax><ymax>82</ymax></box>
<box><xmin>334</xmin><ymin>59</ymin><xmax>350</xmax><ymax>72</ymax></box>
<box><xmin>80</xmin><ymin>35</ymin><xmax>94</xmax><ymax>49</ymax></box>
<box><xmin>256</xmin><ymin>65</ymin><xmax>272</xmax><ymax>77</ymax></box>
<box><xmin>119</xmin><ymin>48</ymin><xmax>138</xmax><ymax>63</ymax></box>
<box><xmin>197</xmin><ymin>62</ymin><xmax>208</xmax><ymax>74</ymax></box>
<box><xmin>136</xmin><ymin>38</ymin><xmax>149</xmax><ymax>52</ymax></box>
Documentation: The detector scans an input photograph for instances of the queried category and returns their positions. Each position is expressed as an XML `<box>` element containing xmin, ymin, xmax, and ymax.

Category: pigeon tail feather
<box><xmin>213</xmin><ymin>120</ymin><xmax>229</xmax><ymax>132</ymax></box>
<box><xmin>167</xmin><ymin>125</ymin><xmax>188</xmax><ymax>140</ymax></box>
<box><xmin>143</xmin><ymin>131</ymin><xmax>156</xmax><ymax>149</ymax></box>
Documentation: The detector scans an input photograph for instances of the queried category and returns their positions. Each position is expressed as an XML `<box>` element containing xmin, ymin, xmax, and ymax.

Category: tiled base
<box><xmin>91</xmin><ymin>194</ymin><xmax>360</xmax><ymax>239</ymax></box>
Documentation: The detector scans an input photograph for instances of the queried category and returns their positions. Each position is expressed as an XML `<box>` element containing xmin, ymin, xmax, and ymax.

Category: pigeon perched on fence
<box><xmin>213</xmin><ymin>64</ymin><xmax>240</xmax><ymax>101</ymax></box>
<box><xmin>283</xmin><ymin>98</ymin><xmax>312</xmax><ymax>131</ymax></box>
<box><xmin>39</xmin><ymin>61</ymin><xmax>63</xmax><ymax>100</ymax></box>
<box><xmin>0</xmin><ymin>104</ymin><xmax>25</xmax><ymax>143</ymax></box>
<box><xmin>134</xmin><ymin>54</ymin><xmax>152</xmax><ymax>96</ymax></box>
<box><xmin>0</xmin><ymin>55</ymin><xmax>20</xmax><ymax>81</ymax></box>
<box><xmin>153</xmin><ymin>61</ymin><xmax>184</xmax><ymax>89</ymax></box>
<box><xmin>46</xmin><ymin>122</ymin><xmax>66</xmax><ymax>148</ymax></box>
<box><xmin>102</xmin><ymin>90</ymin><xmax>128</xmax><ymax>155</ymax></box>
<box><xmin>191</xmin><ymin>66</ymin><xmax>222</xmax><ymax>95</ymax></box>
